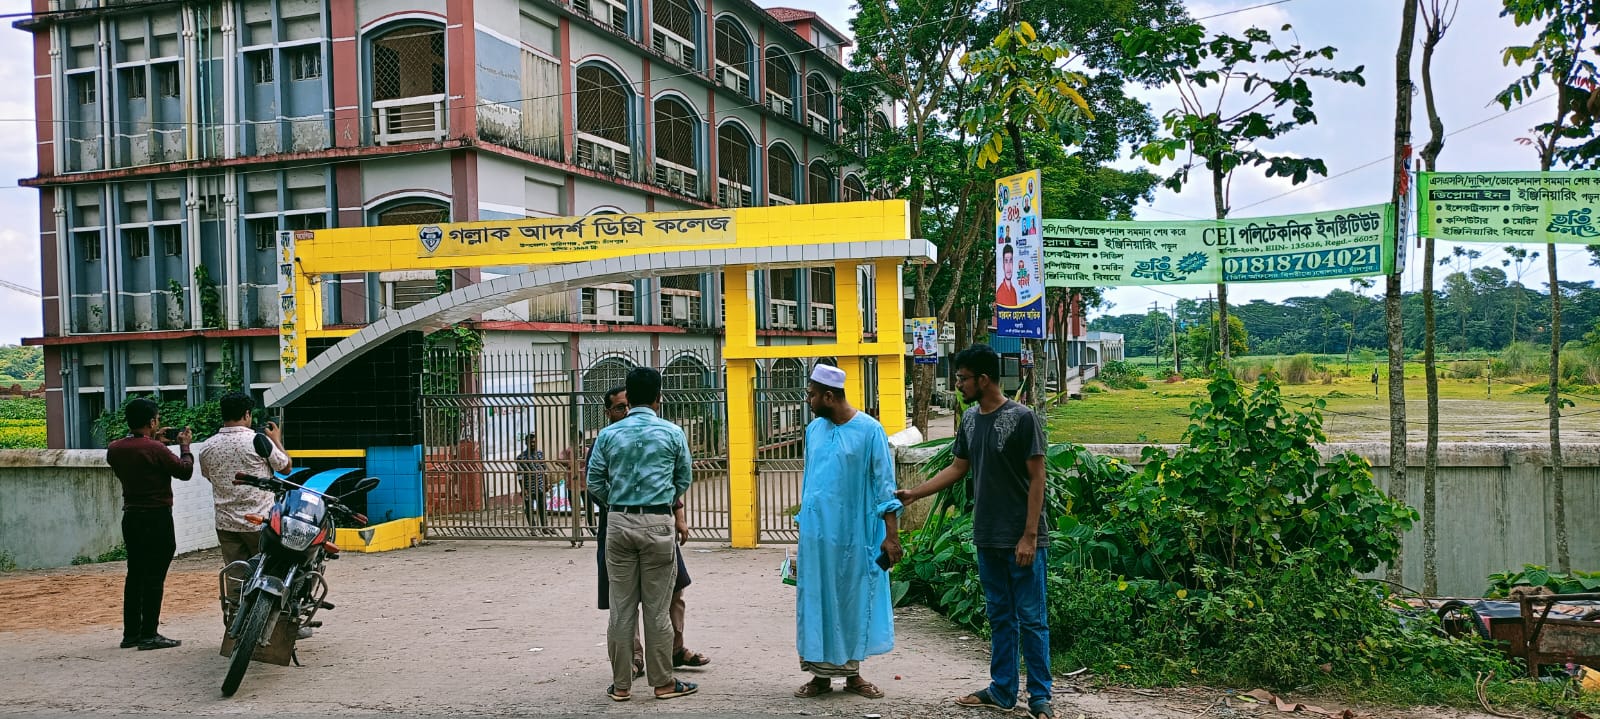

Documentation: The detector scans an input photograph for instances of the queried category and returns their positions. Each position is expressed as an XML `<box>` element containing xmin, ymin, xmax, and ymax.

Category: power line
<box><xmin>1194</xmin><ymin>0</ymin><xmax>1301</xmax><ymax>21</ymax></box>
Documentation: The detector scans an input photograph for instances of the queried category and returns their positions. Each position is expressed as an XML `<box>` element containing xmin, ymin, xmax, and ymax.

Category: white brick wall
<box><xmin>172</xmin><ymin>452</ymin><xmax>220</xmax><ymax>554</ymax></box>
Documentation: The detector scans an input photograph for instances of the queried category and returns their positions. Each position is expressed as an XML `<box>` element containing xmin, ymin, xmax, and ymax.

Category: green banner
<box><xmin>1418</xmin><ymin>171</ymin><xmax>1600</xmax><ymax>243</ymax></box>
<box><xmin>1043</xmin><ymin>204</ymin><xmax>1394</xmax><ymax>287</ymax></box>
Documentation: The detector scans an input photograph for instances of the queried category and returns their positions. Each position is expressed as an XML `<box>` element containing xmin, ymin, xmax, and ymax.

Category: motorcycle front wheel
<box><xmin>222</xmin><ymin>594</ymin><xmax>274</xmax><ymax>697</ymax></box>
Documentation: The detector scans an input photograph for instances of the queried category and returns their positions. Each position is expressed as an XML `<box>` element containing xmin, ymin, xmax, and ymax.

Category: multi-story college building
<box><xmin>19</xmin><ymin>0</ymin><xmax>892</xmax><ymax>449</ymax></box>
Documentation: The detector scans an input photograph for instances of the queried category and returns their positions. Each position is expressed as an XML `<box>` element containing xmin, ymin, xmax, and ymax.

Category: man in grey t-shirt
<box><xmin>898</xmin><ymin>344</ymin><xmax>1051</xmax><ymax>719</ymax></box>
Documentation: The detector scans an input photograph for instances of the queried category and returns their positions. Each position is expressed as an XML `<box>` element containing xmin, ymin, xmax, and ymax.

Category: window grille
<box><xmin>808</xmin><ymin>161</ymin><xmax>835</xmax><ymax>203</ymax></box>
<box><xmin>125</xmin><ymin>227</ymin><xmax>150</xmax><ymax>259</ymax></box>
<box><xmin>249</xmin><ymin>218</ymin><xmax>277</xmax><ymax>251</ymax></box>
<box><xmin>251</xmin><ymin>53</ymin><xmax>274</xmax><ymax>84</ymax></box>
<box><xmin>768</xmin><ymin>144</ymin><xmax>796</xmax><ymax>203</ymax></box>
<box><xmin>121</xmin><ymin>68</ymin><xmax>146</xmax><ymax>100</ymax></box>
<box><xmin>372</xmin><ymin>28</ymin><xmax>445</xmax><ymax>102</ymax></box>
<box><xmin>288</xmin><ymin>46</ymin><xmax>321</xmax><ymax>81</ymax></box>
<box><xmin>159</xmin><ymin>225</ymin><xmax>182</xmax><ymax>256</ymax></box>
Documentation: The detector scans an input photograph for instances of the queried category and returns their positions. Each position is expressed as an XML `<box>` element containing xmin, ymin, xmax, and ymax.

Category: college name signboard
<box><xmin>1042</xmin><ymin>204</ymin><xmax>1394</xmax><ymax>287</ymax></box>
<box><xmin>1418</xmin><ymin>171</ymin><xmax>1600</xmax><ymax>243</ymax></box>
<box><xmin>416</xmin><ymin>209</ymin><xmax>737</xmax><ymax>258</ymax></box>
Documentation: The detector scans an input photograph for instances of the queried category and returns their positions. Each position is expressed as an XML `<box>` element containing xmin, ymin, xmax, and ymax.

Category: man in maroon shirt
<box><xmin>106</xmin><ymin>397</ymin><xmax>194</xmax><ymax>650</ymax></box>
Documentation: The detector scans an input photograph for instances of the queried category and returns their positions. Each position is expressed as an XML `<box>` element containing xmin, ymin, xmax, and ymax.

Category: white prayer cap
<box><xmin>810</xmin><ymin>363</ymin><xmax>847</xmax><ymax>389</ymax></box>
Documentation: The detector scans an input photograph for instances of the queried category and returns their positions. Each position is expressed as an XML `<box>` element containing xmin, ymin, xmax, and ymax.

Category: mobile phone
<box><xmin>875</xmin><ymin>549</ymin><xmax>894</xmax><ymax>571</ymax></box>
<box><xmin>161</xmin><ymin>427</ymin><xmax>179</xmax><ymax>442</ymax></box>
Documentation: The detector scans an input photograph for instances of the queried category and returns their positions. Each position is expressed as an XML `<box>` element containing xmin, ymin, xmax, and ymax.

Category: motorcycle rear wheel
<box><xmin>222</xmin><ymin>595</ymin><xmax>273</xmax><ymax>697</ymax></box>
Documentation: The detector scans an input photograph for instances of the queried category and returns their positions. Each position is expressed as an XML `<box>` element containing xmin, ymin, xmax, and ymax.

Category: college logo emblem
<box><xmin>419</xmin><ymin>225</ymin><xmax>444</xmax><ymax>254</ymax></box>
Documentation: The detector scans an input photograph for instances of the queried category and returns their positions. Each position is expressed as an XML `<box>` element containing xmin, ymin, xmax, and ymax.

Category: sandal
<box><xmin>673</xmin><ymin>648</ymin><xmax>711</xmax><ymax>667</ymax></box>
<box><xmin>953</xmin><ymin>688</ymin><xmax>1014</xmax><ymax>712</ymax></box>
<box><xmin>632</xmin><ymin>653</ymin><xmax>645</xmax><ymax>678</ymax></box>
<box><xmin>1028</xmin><ymin>703</ymin><xmax>1056</xmax><ymax>719</ymax></box>
<box><xmin>843</xmin><ymin>678</ymin><xmax>884</xmax><ymax>699</ymax></box>
<box><xmin>606</xmin><ymin>684</ymin><xmax>631</xmax><ymax>702</ymax></box>
<box><xmin>794</xmin><ymin>679</ymin><xmax>834</xmax><ymax>698</ymax></box>
<box><xmin>654</xmin><ymin>679</ymin><xmax>698</xmax><ymax>699</ymax></box>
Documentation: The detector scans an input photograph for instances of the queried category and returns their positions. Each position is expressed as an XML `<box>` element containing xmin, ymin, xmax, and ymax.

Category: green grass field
<box><xmin>1051</xmin><ymin>355</ymin><xmax>1600</xmax><ymax>444</ymax></box>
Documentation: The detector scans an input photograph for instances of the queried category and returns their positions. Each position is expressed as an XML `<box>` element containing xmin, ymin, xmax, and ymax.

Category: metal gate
<box><xmin>754</xmin><ymin>372</ymin><xmax>809</xmax><ymax>543</ymax></box>
<box><xmin>421</xmin><ymin>348</ymin><xmax>729</xmax><ymax>542</ymax></box>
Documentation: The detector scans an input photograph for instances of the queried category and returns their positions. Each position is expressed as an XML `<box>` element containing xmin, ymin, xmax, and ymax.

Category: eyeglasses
<box><xmin>955</xmin><ymin>374</ymin><xmax>975</xmax><ymax>384</ymax></box>
<box><xmin>607</xmin><ymin>403</ymin><xmax>627</xmax><ymax>412</ymax></box>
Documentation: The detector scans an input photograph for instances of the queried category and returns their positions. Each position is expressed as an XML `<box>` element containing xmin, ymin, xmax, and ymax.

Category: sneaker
<box><xmin>137</xmin><ymin>634</ymin><xmax>181</xmax><ymax>651</ymax></box>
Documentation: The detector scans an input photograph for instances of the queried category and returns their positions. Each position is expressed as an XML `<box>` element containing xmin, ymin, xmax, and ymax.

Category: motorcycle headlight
<box><xmin>279</xmin><ymin>516</ymin><xmax>321</xmax><ymax>551</ymax></box>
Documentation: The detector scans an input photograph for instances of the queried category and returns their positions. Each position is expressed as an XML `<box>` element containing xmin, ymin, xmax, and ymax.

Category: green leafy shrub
<box><xmin>1486</xmin><ymin>564</ymin><xmax>1600</xmax><ymax>598</ymax></box>
<box><xmin>0</xmin><ymin>421</ymin><xmax>47</xmax><ymax>448</ymax></box>
<box><xmin>0</xmin><ymin>398</ymin><xmax>45</xmax><ymax>420</ymax></box>
<box><xmin>1098</xmin><ymin>360</ymin><xmax>1148</xmax><ymax>390</ymax></box>
<box><xmin>0</xmin><ymin>549</ymin><xmax>17</xmax><ymax>572</ymax></box>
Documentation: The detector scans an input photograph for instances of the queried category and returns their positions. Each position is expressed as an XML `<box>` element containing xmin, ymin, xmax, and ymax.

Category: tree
<box><xmin>1347</xmin><ymin>277</ymin><xmax>1377</xmax><ymax>364</ymax></box>
<box><xmin>1185</xmin><ymin>313</ymin><xmax>1248</xmax><ymax>370</ymax></box>
<box><xmin>1120</xmin><ymin>22</ymin><xmax>1365</xmax><ymax>366</ymax></box>
<box><xmin>1502</xmin><ymin>245</ymin><xmax>1542</xmax><ymax>344</ymax></box>
<box><xmin>1419</xmin><ymin>0</ymin><xmax>1459</xmax><ymax>596</ymax></box>
<box><xmin>1497</xmin><ymin>0</ymin><xmax>1600</xmax><ymax>572</ymax></box>
<box><xmin>1384</xmin><ymin>0</ymin><xmax>1421</xmax><ymax>586</ymax></box>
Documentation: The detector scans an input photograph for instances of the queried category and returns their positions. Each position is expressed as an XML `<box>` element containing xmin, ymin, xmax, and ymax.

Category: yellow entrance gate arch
<box><xmin>263</xmin><ymin>200</ymin><xmax>930</xmax><ymax>548</ymax></box>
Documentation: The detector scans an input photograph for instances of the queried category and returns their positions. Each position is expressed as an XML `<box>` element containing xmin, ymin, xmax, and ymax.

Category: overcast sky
<box><xmin>0</xmin><ymin>0</ymin><xmax>1577</xmax><ymax>346</ymax></box>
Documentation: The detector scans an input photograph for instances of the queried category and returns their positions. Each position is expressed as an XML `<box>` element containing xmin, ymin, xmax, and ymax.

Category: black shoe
<box><xmin>119</xmin><ymin>637</ymin><xmax>142</xmax><ymax>649</ymax></box>
<box><xmin>136</xmin><ymin>634</ymin><xmax>181</xmax><ymax>651</ymax></box>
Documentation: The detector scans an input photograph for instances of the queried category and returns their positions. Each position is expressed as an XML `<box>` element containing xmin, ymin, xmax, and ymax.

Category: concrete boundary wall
<box><xmin>0</xmin><ymin>447</ymin><xmax>218</xmax><ymax>569</ymax></box>
<box><xmin>894</xmin><ymin>442</ymin><xmax>1600</xmax><ymax>597</ymax></box>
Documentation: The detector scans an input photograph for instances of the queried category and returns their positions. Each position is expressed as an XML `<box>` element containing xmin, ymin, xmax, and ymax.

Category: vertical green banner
<box><xmin>1418</xmin><ymin>171</ymin><xmax>1600</xmax><ymax>243</ymax></box>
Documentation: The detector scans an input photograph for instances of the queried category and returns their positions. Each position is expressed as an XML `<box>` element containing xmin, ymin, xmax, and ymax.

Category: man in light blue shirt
<box><xmin>586</xmin><ymin>366</ymin><xmax>697</xmax><ymax>701</ymax></box>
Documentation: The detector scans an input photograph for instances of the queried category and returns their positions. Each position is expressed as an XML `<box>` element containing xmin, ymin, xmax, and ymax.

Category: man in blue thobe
<box><xmin>793</xmin><ymin>363</ymin><xmax>902</xmax><ymax>700</ymax></box>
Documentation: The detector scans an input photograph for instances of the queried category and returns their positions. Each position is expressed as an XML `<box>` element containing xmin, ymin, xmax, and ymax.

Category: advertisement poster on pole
<box><xmin>995</xmin><ymin>170</ymin><xmax>1046</xmax><ymax>339</ymax></box>
<box><xmin>910</xmin><ymin>317</ymin><xmax>939</xmax><ymax>365</ymax></box>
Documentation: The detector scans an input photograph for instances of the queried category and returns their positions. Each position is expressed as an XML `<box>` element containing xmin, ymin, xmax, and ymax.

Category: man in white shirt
<box><xmin>198</xmin><ymin>391</ymin><xmax>290</xmax><ymax>609</ymax></box>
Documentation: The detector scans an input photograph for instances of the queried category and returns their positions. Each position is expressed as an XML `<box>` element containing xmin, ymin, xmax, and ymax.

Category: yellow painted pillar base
<box><xmin>727</xmin><ymin>358</ymin><xmax>758</xmax><ymax>548</ymax></box>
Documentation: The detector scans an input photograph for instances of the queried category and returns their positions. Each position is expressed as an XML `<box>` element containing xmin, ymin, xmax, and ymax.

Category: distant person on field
<box><xmin>897</xmin><ymin>344</ymin><xmax>1053</xmax><ymax>719</ymax></box>
<box><xmin>198</xmin><ymin>391</ymin><xmax>290</xmax><ymax>617</ymax></box>
<box><xmin>587</xmin><ymin>368</ymin><xmax>698</xmax><ymax>701</ymax></box>
<box><xmin>793</xmin><ymin>363</ymin><xmax>902</xmax><ymax>700</ymax></box>
<box><xmin>105</xmin><ymin>398</ymin><xmax>194</xmax><ymax>651</ymax></box>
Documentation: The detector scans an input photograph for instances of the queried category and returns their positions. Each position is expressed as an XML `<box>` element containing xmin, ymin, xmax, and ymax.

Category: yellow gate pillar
<box><xmin>874</xmin><ymin>259</ymin><xmax>907</xmax><ymax>435</ymax></box>
<box><xmin>723</xmin><ymin>267</ymin><xmax>760</xmax><ymax>548</ymax></box>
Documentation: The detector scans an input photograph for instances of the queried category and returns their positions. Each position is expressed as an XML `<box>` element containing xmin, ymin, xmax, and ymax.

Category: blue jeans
<box><xmin>976</xmin><ymin>546</ymin><xmax>1051</xmax><ymax>711</ymax></box>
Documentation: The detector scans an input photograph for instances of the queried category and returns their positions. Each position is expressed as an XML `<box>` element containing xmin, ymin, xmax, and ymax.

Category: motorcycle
<box><xmin>218</xmin><ymin>468</ymin><xmax>378</xmax><ymax>697</ymax></box>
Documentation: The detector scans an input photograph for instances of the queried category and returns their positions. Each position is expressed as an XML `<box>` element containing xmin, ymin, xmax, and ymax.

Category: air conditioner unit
<box><xmin>809</xmin><ymin>116</ymin><xmax>830</xmax><ymax>135</ymax></box>
<box><xmin>766</xmin><ymin>91</ymin><xmax>793</xmax><ymax>117</ymax></box>
<box><xmin>768</xmin><ymin>195</ymin><xmax>794</xmax><ymax>206</ymax></box>
<box><xmin>717</xmin><ymin>66</ymin><xmax>750</xmax><ymax>95</ymax></box>
<box><xmin>653</xmin><ymin>31</ymin><xmax>695</xmax><ymax>68</ymax></box>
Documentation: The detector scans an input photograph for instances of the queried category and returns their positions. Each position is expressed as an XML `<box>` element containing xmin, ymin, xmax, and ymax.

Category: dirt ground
<box><xmin>0</xmin><ymin>541</ymin><xmax>1509</xmax><ymax>718</ymax></box>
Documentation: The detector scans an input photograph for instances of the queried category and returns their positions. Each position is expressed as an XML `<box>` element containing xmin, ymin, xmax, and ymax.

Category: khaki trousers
<box><xmin>605</xmin><ymin>511</ymin><xmax>677</xmax><ymax>691</ymax></box>
<box><xmin>217</xmin><ymin>529</ymin><xmax>261</xmax><ymax>603</ymax></box>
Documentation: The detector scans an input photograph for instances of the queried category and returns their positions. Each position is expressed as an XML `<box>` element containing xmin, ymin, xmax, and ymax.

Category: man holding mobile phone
<box><xmin>105</xmin><ymin>398</ymin><xmax>194</xmax><ymax>650</ymax></box>
<box><xmin>792</xmin><ymin>363</ymin><xmax>901</xmax><ymax>700</ymax></box>
<box><xmin>199</xmin><ymin>391</ymin><xmax>291</xmax><ymax>619</ymax></box>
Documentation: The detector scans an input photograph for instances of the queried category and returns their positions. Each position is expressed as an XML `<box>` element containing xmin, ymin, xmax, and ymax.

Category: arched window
<box><xmin>842</xmin><ymin>174</ymin><xmax>866</xmax><ymax>203</ymax></box>
<box><xmin>771</xmin><ymin>357</ymin><xmax>804</xmax><ymax>387</ymax></box>
<box><xmin>653</xmin><ymin>96</ymin><xmax>700</xmax><ymax>196</ymax></box>
<box><xmin>581</xmin><ymin>356</ymin><xmax>636</xmax><ymax>429</ymax></box>
<box><xmin>374</xmin><ymin>199</ymin><xmax>449</xmax><ymax>226</ymax></box>
<box><xmin>651</xmin><ymin>0</ymin><xmax>698</xmax><ymax>68</ymax></box>
<box><xmin>805</xmin><ymin>73</ymin><xmax>834</xmax><ymax>138</ymax></box>
<box><xmin>764</xmin><ymin>48</ymin><xmax>797</xmax><ymax>119</ymax></box>
<box><xmin>767</xmin><ymin>142</ymin><xmax>798</xmax><ymax>205</ymax></box>
<box><xmin>717</xmin><ymin>122</ymin><xmax>755</xmax><ymax>208</ymax></box>
<box><xmin>575</xmin><ymin>63</ymin><xmax>635</xmax><ymax>178</ymax></box>
<box><xmin>714</xmin><ymin>16</ymin><xmax>754</xmax><ymax>98</ymax></box>
<box><xmin>368</xmin><ymin>24</ymin><xmax>446</xmax><ymax>144</ymax></box>
<box><xmin>807</xmin><ymin>159</ymin><xmax>835</xmax><ymax>204</ymax></box>
<box><xmin>372</xmin><ymin>198</ymin><xmax>449</xmax><ymax>311</ymax></box>
<box><xmin>664</xmin><ymin>355</ymin><xmax>711</xmax><ymax>391</ymax></box>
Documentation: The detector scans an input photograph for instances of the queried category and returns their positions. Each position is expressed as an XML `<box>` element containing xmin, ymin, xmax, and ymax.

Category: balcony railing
<box><xmin>652</xmin><ymin>28</ymin><xmax>696</xmax><ymax>68</ymax></box>
<box><xmin>653</xmin><ymin>158</ymin><xmax>699</xmax><ymax>196</ymax></box>
<box><xmin>717</xmin><ymin>65</ymin><xmax>750</xmax><ymax>96</ymax></box>
<box><xmin>765</xmin><ymin>90</ymin><xmax>794</xmax><ymax>118</ymax></box>
<box><xmin>373</xmin><ymin>93</ymin><xmax>447</xmax><ymax>145</ymax></box>
<box><xmin>575</xmin><ymin>132</ymin><xmax>633</xmax><ymax>179</ymax></box>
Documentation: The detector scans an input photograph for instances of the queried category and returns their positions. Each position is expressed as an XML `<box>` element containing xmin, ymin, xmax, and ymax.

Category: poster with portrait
<box><xmin>910</xmin><ymin>317</ymin><xmax>939</xmax><ymax>365</ymax></box>
<box><xmin>995</xmin><ymin>169</ymin><xmax>1045</xmax><ymax>339</ymax></box>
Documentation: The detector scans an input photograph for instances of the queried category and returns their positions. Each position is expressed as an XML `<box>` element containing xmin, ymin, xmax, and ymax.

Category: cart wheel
<box><xmin>1437</xmin><ymin>600</ymin><xmax>1492</xmax><ymax>641</ymax></box>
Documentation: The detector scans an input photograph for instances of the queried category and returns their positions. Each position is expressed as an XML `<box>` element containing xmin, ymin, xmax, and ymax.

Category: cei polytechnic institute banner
<box><xmin>995</xmin><ymin>170</ymin><xmax>1046</xmax><ymax>338</ymax></box>
<box><xmin>1043</xmin><ymin>203</ymin><xmax>1395</xmax><ymax>287</ymax></box>
<box><xmin>1418</xmin><ymin>171</ymin><xmax>1600</xmax><ymax>243</ymax></box>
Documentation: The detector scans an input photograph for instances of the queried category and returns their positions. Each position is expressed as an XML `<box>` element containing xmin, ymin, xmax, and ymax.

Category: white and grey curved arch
<box><xmin>264</xmin><ymin>239</ymin><xmax>936</xmax><ymax>407</ymax></box>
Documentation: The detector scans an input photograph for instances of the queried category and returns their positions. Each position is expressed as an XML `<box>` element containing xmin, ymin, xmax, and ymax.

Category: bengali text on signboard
<box><xmin>1043</xmin><ymin>204</ymin><xmax>1393</xmax><ymax>287</ymax></box>
<box><xmin>1418</xmin><ymin>171</ymin><xmax>1600</xmax><ymax>243</ymax></box>
<box><xmin>417</xmin><ymin>210</ymin><xmax>738</xmax><ymax>258</ymax></box>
